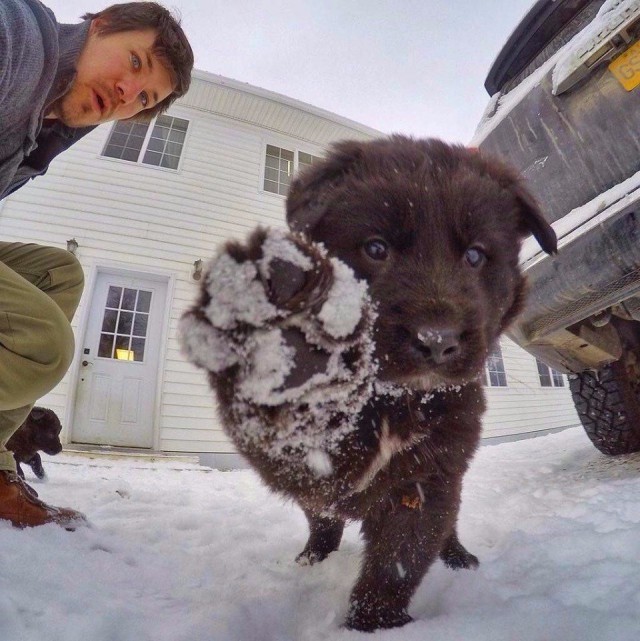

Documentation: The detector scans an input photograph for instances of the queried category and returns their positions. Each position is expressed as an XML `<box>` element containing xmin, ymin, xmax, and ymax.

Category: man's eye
<box><xmin>140</xmin><ymin>91</ymin><xmax>149</xmax><ymax>108</ymax></box>
<box><xmin>131</xmin><ymin>53</ymin><xmax>141</xmax><ymax>70</ymax></box>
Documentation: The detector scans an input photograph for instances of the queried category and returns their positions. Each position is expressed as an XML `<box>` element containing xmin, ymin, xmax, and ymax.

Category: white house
<box><xmin>0</xmin><ymin>70</ymin><xmax>579</xmax><ymax>467</ymax></box>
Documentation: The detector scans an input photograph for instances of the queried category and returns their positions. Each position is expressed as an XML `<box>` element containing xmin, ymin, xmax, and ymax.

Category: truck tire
<box><xmin>569</xmin><ymin>360</ymin><xmax>640</xmax><ymax>456</ymax></box>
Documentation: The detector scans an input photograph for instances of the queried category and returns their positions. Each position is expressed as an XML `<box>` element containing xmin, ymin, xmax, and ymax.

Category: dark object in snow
<box><xmin>7</xmin><ymin>407</ymin><xmax>63</xmax><ymax>479</ymax></box>
<box><xmin>180</xmin><ymin>135</ymin><xmax>556</xmax><ymax>631</ymax></box>
<box><xmin>475</xmin><ymin>0</ymin><xmax>640</xmax><ymax>455</ymax></box>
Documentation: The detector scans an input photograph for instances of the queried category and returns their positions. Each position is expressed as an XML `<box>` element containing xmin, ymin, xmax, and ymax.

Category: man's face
<box><xmin>50</xmin><ymin>23</ymin><xmax>174</xmax><ymax>127</ymax></box>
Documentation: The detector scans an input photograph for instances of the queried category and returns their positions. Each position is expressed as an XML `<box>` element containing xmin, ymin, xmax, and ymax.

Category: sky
<box><xmin>42</xmin><ymin>0</ymin><xmax>537</xmax><ymax>143</ymax></box>
<box><xmin>2</xmin><ymin>426</ymin><xmax>640</xmax><ymax>640</ymax></box>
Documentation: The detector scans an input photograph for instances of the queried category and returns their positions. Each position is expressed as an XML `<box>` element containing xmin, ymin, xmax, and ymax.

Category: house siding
<box><xmin>0</xmin><ymin>72</ymin><xmax>580</xmax><ymax>459</ymax></box>
<box><xmin>482</xmin><ymin>337</ymin><xmax>580</xmax><ymax>439</ymax></box>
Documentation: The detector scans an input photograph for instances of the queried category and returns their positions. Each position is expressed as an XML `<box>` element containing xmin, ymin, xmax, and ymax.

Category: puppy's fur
<box><xmin>182</xmin><ymin>136</ymin><xmax>556</xmax><ymax>631</ymax></box>
<box><xmin>7</xmin><ymin>407</ymin><xmax>63</xmax><ymax>479</ymax></box>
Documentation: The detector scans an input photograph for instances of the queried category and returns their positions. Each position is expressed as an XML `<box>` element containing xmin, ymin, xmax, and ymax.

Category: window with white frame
<box><xmin>484</xmin><ymin>344</ymin><xmax>507</xmax><ymax>387</ymax></box>
<box><xmin>263</xmin><ymin>145</ymin><xmax>323</xmax><ymax>195</ymax></box>
<box><xmin>536</xmin><ymin>359</ymin><xmax>565</xmax><ymax>387</ymax></box>
<box><xmin>102</xmin><ymin>115</ymin><xmax>189</xmax><ymax>170</ymax></box>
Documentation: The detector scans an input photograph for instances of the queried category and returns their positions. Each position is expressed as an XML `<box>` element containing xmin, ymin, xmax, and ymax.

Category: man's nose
<box><xmin>116</xmin><ymin>76</ymin><xmax>143</xmax><ymax>104</ymax></box>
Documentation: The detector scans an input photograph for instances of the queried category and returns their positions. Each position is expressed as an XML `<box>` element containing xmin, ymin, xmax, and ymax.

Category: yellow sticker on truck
<box><xmin>609</xmin><ymin>39</ymin><xmax>640</xmax><ymax>91</ymax></box>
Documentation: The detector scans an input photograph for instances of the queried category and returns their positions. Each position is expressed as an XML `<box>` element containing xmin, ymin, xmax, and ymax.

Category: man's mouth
<box><xmin>93</xmin><ymin>89</ymin><xmax>108</xmax><ymax>116</ymax></box>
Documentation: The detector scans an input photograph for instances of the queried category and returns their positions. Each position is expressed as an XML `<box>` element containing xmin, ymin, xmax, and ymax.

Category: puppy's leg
<box><xmin>27</xmin><ymin>453</ymin><xmax>46</xmax><ymax>480</ymax></box>
<box><xmin>345</xmin><ymin>494</ymin><xmax>456</xmax><ymax>631</ymax></box>
<box><xmin>439</xmin><ymin>529</ymin><xmax>479</xmax><ymax>570</ymax></box>
<box><xmin>15</xmin><ymin>458</ymin><xmax>25</xmax><ymax>479</ymax></box>
<box><xmin>296</xmin><ymin>510</ymin><xmax>345</xmax><ymax>566</ymax></box>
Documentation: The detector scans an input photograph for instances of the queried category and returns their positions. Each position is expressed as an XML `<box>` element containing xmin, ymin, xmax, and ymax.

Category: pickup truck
<box><xmin>473</xmin><ymin>0</ymin><xmax>640</xmax><ymax>455</ymax></box>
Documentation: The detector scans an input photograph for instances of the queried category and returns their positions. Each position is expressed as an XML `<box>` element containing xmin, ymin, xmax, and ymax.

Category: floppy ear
<box><xmin>477</xmin><ymin>150</ymin><xmax>557</xmax><ymax>255</ymax></box>
<box><xmin>512</xmin><ymin>180</ymin><xmax>557</xmax><ymax>255</ymax></box>
<box><xmin>286</xmin><ymin>140</ymin><xmax>366</xmax><ymax>234</ymax></box>
<box><xmin>29</xmin><ymin>408</ymin><xmax>46</xmax><ymax>421</ymax></box>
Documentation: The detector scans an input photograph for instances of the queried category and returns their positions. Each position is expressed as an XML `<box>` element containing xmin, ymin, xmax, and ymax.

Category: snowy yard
<box><xmin>2</xmin><ymin>426</ymin><xmax>640</xmax><ymax>641</ymax></box>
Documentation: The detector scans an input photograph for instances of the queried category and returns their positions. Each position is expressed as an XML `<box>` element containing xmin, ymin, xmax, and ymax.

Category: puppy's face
<box><xmin>287</xmin><ymin>137</ymin><xmax>556</xmax><ymax>388</ymax></box>
<box><xmin>26</xmin><ymin>408</ymin><xmax>63</xmax><ymax>455</ymax></box>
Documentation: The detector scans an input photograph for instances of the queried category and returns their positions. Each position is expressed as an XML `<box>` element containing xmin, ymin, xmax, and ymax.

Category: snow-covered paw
<box><xmin>178</xmin><ymin>312</ymin><xmax>240</xmax><ymax>373</ymax></box>
<box><xmin>260</xmin><ymin>230</ymin><xmax>335</xmax><ymax>314</ymax></box>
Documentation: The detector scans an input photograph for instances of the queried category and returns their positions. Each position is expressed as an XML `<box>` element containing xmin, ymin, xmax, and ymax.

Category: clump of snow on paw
<box><xmin>237</xmin><ymin>329</ymin><xmax>295</xmax><ymax>404</ymax></box>
<box><xmin>204</xmin><ymin>254</ymin><xmax>278</xmax><ymax>329</ymax></box>
<box><xmin>259</xmin><ymin>230</ymin><xmax>313</xmax><ymax>278</ymax></box>
<box><xmin>306</xmin><ymin>448</ymin><xmax>333</xmax><ymax>478</ymax></box>
<box><xmin>178</xmin><ymin>313</ymin><xmax>239</xmax><ymax>372</ymax></box>
<box><xmin>318</xmin><ymin>259</ymin><xmax>368</xmax><ymax>338</ymax></box>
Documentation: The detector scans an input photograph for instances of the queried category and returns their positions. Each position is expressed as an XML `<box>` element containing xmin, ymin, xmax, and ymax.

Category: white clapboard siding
<box><xmin>0</xmin><ymin>70</ymin><xmax>582</xmax><ymax>459</ymax></box>
<box><xmin>482</xmin><ymin>337</ymin><xmax>580</xmax><ymax>439</ymax></box>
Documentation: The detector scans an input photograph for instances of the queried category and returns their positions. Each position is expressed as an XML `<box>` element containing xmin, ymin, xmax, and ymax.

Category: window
<box><xmin>536</xmin><ymin>359</ymin><xmax>565</xmax><ymax>387</ymax></box>
<box><xmin>263</xmin><ymin>145</ymin><xmax>323</xmax><ymax>195</ymax></box>
<box><xmin>102</xmin><ymin>115</ymin><xmax>189</xmax><ymax>170</ymax></box>
<box><xmin>485</xmin><ymin>344</ymin><xmax>507</xmax><ymax>387</ymax></box>
<box><xmin>98</xmin><ymin>286</ymin><xmax>152</xmax><ymax>363</ymax></box>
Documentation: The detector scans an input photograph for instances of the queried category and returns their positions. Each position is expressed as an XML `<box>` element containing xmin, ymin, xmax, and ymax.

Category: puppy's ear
<box><xmin>286</xmin><ymin>140</ymin><xmax>365</xmax><ymax>233</ymax></box>
<box><xmin>512</xmin><ymin>181</ymin><xmax>557</xmax><ymax>255</ymax></box>
<box><xmin>29</xmin><ymin>407</ymin><xmax>46</xmax><ymax>421</ymax></box>
<box><xmin>477</xmin><ymin>151</ymin><xmax>557</xmax><ymax>255</ymax></box>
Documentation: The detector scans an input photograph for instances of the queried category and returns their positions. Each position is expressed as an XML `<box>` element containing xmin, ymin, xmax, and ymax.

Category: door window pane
<box><xmin>98</xmin><ymin>333</ymin><xmax>114</xmax><ymax>358</ymax></box>
<box><xmin>101</xmin><ymin>309</ymin><xmax>118</xmax><ymax>333</ymax></box>
<box><xmin>131</xmin><ymin>337</ymin><xmax>146</xmax><ymax>362</ymax></box>
<box><xmin>117</xmin><ymin>311</ymin><xmax>134</xmax><ymax>334</ymax></box>
<box><xmin>121</xmin><ymin>288</ymin><xmax>137</xmax><ymax>310</ymax></box>
<box><xmin>137</xmin><ymin>291</ymin><xmax>152</xmax><ymax>313</ymax></box>
<box><xmin>133</xmin><ymin>314</ymin><xmax>148</xmax><ymax>336</ymax></box>
<box><xmin>106</xmin><ymin>286</ymin><xmax>122</xmax><ymax>308</ymax></box>
<box><xmin>97</xmin><ymin>287</ymin><xmax>152</xmax><ymax>362</ymax></box>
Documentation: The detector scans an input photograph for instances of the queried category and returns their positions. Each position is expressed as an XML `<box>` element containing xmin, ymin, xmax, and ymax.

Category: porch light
<box><xmin>192</xmin><ymin>259</ymin><xmax>203</xmax><ymax>281</ymax></box>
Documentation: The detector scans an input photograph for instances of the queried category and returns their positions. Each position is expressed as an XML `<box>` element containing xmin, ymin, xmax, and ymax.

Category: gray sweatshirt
<box><xmin>0</xmin><ymin>0</ymin><xmax>94</xmax><ymax>199</ymax></box>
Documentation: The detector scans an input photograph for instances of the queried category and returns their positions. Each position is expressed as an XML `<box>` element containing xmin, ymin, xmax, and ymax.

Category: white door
<box><xmin>72</xmin><ymin>272</ymin><xmax>167</xmax><ymax>448</ymax></box>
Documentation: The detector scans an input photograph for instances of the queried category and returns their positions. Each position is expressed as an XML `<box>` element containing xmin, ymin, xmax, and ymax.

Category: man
<box><xmin>0</xmin><ymin>0</ymin><xmax>194</xmax><ymax>528</ymax></box>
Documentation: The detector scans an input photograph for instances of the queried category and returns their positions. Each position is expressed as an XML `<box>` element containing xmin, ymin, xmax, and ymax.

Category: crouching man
<box><xmin>0</xmin><ymin>0</ymin><xmax>194</xmax><ymax>528</ymax></box>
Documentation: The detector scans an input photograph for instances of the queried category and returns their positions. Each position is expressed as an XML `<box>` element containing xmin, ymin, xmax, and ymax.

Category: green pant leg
<box><xmin>0</xmin><ymin>242</ymin><xmax>84</xmax><ymax>471</ymax></box>
<box><xmin>0</xmin><ymin>405</ymin><xmax>32</xmax><ymax>472</ymax></box>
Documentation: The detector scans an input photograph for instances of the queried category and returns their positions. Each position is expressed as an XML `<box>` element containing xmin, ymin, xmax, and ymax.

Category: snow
<box><xmin>472</xmin><ymin>0</ymin><xmax>640</xmax><ymax>144</ymax></box>
<box><xmin>3</xmin><ymin>427</ymin><xmax>640</xmax><ymax>640</ymax></box>
<box><xmin>203</xmin><ymin>254</ymin><xmax>279</xmax><ymax>330</ymax></box>
<box><xmin>318</xmin><ymin>258</ymin><xmax>368</xmax><ymax>339</ymax></box>
<box><xmin>551</xmin><ymin>0</ymin><xmax>640</xmax><ymax>95</ymax></box>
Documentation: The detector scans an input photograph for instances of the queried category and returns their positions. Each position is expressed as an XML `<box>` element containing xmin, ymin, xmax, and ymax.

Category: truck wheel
<box><xmin>569</xmin><ymin>360</ymin><xmax>640</xmax><ymax>455</ymax></box>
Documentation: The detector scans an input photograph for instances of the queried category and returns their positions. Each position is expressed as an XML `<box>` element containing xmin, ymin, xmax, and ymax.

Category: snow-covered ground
<box><xmin>2</xmin><ymin>426</ymin><xmax>640</xmax><ymax>641</ymax></box>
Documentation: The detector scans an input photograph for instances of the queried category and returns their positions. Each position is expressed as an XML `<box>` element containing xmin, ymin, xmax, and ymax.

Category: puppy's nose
<box><xmin>415</xmin><ymin>327</ymin><xmax>460</xmax><ymax>364</ymax></box>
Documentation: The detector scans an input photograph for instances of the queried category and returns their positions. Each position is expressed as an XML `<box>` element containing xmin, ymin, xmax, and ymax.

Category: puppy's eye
<box><xmin>364</xmin><ymin>238</ymin><xmax>389</xmax><ymax>261</ymax></box>
<box><xmin>465</xmin><ymin>246</ymin><xmax>486</xmax><ymax>267</ymax></box>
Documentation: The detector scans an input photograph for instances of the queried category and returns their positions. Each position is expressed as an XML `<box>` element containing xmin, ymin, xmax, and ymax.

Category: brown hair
<box><xmin>81</xmin><ymin>2</ymin><xmax>194</xmax><ymax>120</ymax></box>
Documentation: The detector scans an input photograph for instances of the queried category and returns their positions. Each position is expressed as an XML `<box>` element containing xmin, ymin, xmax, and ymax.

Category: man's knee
<box><xmin>44</xmin><ymin>248</ymin><xmax>85</xmax><ymax>321</ymax></box>
<box><xmin>1</xmin><ymin>300</ymin><xmax>76</xmax><ymax>409</ymax></box>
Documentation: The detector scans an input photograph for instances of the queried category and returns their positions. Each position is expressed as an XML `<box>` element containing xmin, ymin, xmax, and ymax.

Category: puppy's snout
<box><xmin>414</xmin><ymin>327</ymin><xmax>461</xmax><ymax>365</ymax></box>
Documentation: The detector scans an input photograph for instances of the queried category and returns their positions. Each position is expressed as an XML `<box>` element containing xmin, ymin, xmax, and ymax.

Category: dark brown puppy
<box><xmin>7</xmin><ymin>407</ymin><xmax>63</xmax><ymax>479</ymax></box>
<box><xmin>181</xmin><ymin>136</ymin><xmax>556</xmax><ymax>631</ymax></box>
